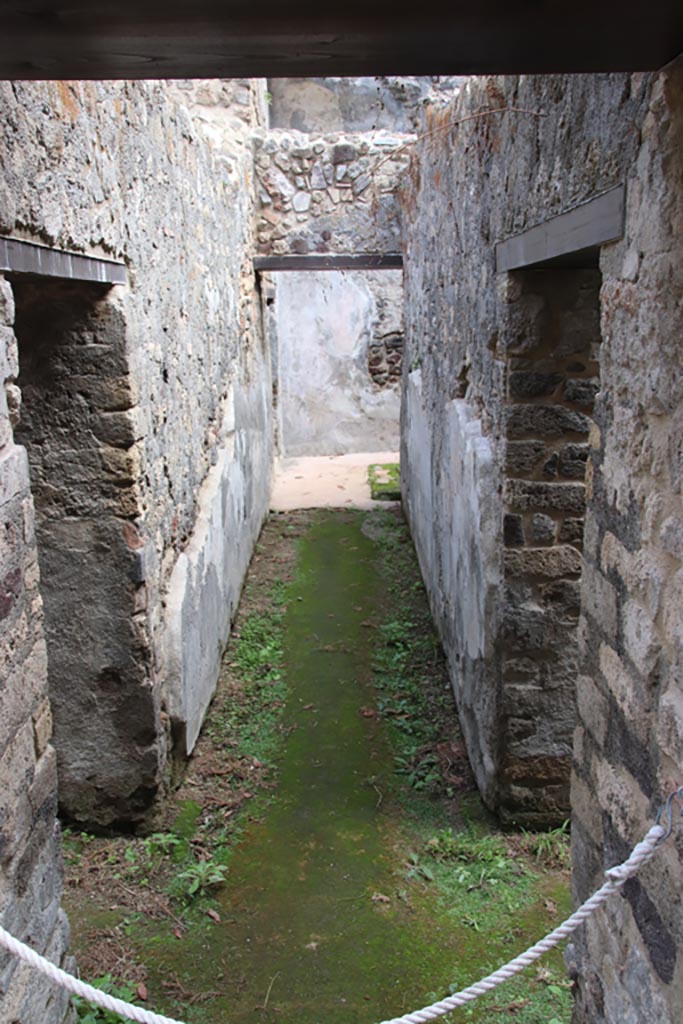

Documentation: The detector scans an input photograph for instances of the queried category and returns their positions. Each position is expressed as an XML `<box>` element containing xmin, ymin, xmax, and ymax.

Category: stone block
<box><xmin>656</xmin><ymin>684</ymin><xmax>683</xmax><ymax>764</ymax></box>
<box><xmin>539</xmin><ymin>577</ymin><xmax>582</xmax><ymax>614</ymax></box>
<box><xmin>622</xmin><ymin>599</ymin><xmax>659</xmax><ymax>677</ymax></box>
<box><xmin>505</xmin><ymin>479</ymin><xmax>586</xmax><ymax>513</ymax></box>
<box><xmin>559</xmin><ymin>516</ymin><xmax>584</xmax><ymax>544</ymax></box>
<box><xmin>0</xmin><ymin>326</ymin><xmax>18</xmax><ymax>380</ymax></box>
<box><xmin>28</xmin><ymin>746</ymin><xmax>57</xmax><ymax>815</ymax></box>
<box><xmin>601</xmin><ymin>531</ymin><xmax>664</xmax><ymax>619</ymax></box>
<box><xmin>564</xmin><ymin>377</ymin><xmax>600</xmax><ymax>406</ymax></box>
<box><xmin>0</xmin><ymin>279</ymin><xmax>15</xmax><ymax>327</ymax></box>
<box><xmin>503</xmin><ymin>513</ymin><xmax>524</xmax><ymax>547</ymax></box>
<box><xmin>32</xmin><ymin>697</ymin><xmax>52</xmax><ymax>757</ymax></box>
<box><xmin>505</xmin><ymin>544</ymin><xmax>582</xmax><ymax>579</ymax></box>
<box><xmin>332</xmin><ymin>143</ymin><xmax>357</xmax><ymax>165</ymax></box>
<box><xmin>575</xmin><ymin>672</ymin><xmax>609</xmax><ymax>744</ymax></box>
<box><xmin>505</xmin><ymin>404</ymin><xmax>590</xmax><ymax>438</ymax></box>
<box><xmin>91</xmin><ymin>410</ymin><xmax>137</xmax><ymax>448</ymax></box>
<box><xmin>0</xmin><ymin>720</ymin><xmax>35</xmax><ymax>865</ymax></box>
<box><xmin>292</xmin><ymin>191</ymin><xmax>311</xmax><ymax>213</ymax></box>
<box><xmin>600</xmin><ymin>642</ymin><xmax>650</xmax><ymax>740</ymax></box>
<box><xmin>508</xmin><ymin>371</ymin><xmax>563</xmax><ymax>398</ymax></box>
<box><xmin>581</xmin><ymin>564</ymin><xmax>618</xmax><ymax>639</ymax></box>
<box><xmin>0</xmin><ymin>445</ymin><xmax>30</xmax><ymax>508</ymax></box>
<box><xmin>503</xmin><ymin>655</ymin><xmax>544</xmax><ymax>684</ymax></box>
<box><xmin>505</xmin><ymin>439</ymin><xmax>547</xmax><ymax>476</ymax></box>
<box><xmin>558</xmin><ymin>442</ymin><xmax>590</xmax><ymax>479</ymax></box>
<box><xmin>529</xmin><ymin>512</ymin><xmax>557</xmax><ymax>544</ymax></box>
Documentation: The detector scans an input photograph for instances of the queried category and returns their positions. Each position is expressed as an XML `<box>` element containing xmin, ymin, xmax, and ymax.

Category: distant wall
<box><xmin>272</xmin><ymin>269</ymin><xmax>402</xmax><ymax>456</ymax></box>
<box><xmin>268</xmin><ymin>76</ymin><xmax>465</xmax><ymax>134</ymax></box>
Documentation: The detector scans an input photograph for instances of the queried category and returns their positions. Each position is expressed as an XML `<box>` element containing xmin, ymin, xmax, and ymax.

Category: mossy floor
<box><xmin>64</xmin><ymin>509</ymin><xmax>572</xmax><ymax>1024</ymax></box>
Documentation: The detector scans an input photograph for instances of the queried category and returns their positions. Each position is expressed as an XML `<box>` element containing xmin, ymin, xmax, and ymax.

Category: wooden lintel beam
<box><xmin>495</xmin><ymin>186</ymin><xmax>626</xmax><ymax>272</ymax></box>
<box><xmin>254</xmin><ymin>253</ymin><xmax>403</xmax><ymax>272</ymax></box>
<box><xmin>0</xmin><ymin>236</ymin><xmax>127</xmax><ymax>286</ymax></box>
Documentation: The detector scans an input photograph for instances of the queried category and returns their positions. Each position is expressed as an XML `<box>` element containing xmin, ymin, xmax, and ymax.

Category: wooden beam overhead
<box><xmin>253</xmin><ymin>253</ymin><xmax>403</xmax><ymax>272</ymax></box>
<box><xmin>0</xmin><ymin>236</ymin><xmax>127</xmax><ymax>285</ymax></box>
<box><xmin>0</xmin><ymin>3</ymin><xmax>681</xmax><ymax>80</ymax></box>
<box><xmin>495</xmin><ymin>186</ymin><xmax>626</xmax><ymax>273</ymax></box>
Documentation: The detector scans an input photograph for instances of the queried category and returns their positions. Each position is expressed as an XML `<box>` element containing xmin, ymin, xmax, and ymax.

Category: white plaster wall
<box><xmin>162</xmin><ymin>365</ymin><xmax>272</xmax><ymax>754</ymax></box>
<box><xmin>402</xmin><ymin>371</ymin><xmax>501</xmax><ymax>804</ymax></box>
<box><xmin>274</xmin><ymin>269</ymin><xmax>401</xmax><ymax>456</ymax></box>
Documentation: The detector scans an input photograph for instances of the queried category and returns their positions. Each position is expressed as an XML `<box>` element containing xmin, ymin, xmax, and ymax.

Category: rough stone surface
<box><xmin>0</xmin><ymin>78</ymin><xmax>271</xmax><ymax>830</ymax></box>
<box><xmin>402</xmin><ymin>65</ymin><xmax>683</xmax><ymax>1021</ymax></box>
<box><xmin>0</xmin><ymin>273</ymin><xmax>72</xmax><ymax>1022</ymax></box>
<box><xmin>253</xmin><ymin>129</ymin><xmax>410</xmax><ymax>257</ymax></box>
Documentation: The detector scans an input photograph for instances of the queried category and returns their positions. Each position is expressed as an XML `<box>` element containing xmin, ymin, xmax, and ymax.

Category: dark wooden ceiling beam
<box><xmin>0</xmin><ymin>3</ymin><xmax>681</xmax><ymax>79</ymax></box>
<box><xmin>254</xmin><ymin>254</ymin><xmax>403</xmax><ymax>272</ymax></box>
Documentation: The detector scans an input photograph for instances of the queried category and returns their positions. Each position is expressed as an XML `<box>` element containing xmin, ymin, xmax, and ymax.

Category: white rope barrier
<box><xmin>0</xmin><ymin>922</ymin><xmax>186</xmax><ymax>1024</ymax></box>
<box><xmin>378</xmin><ymin>822</ymin><xmax>667</xmax><ymax>1024</ymax></box>
<box><xmin>0</xmin><ymin>800</ymin><xmax>678</xmax><ymax>1024</ymax></box>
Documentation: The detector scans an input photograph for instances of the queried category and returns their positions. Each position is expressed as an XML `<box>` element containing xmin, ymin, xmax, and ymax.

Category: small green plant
<box><xmin>405</xmin><ymin>851</ymin><xmax>435</xmax><ymax>883</ymax></box>
<box><xmin>176</xmin><ymin>858</ymin><xmax>228</xmax><ymax>899</ymax></box>
<box><xmin>72</xmin><ymin>974</ymin><xmax>136</xmax><ymax>1022</ymax></box>
<box><xmin>61</xmin><ymin>827</ymin><xmax>95</xmax><ymax>866</ymax></box>
<box><xmin>522</xmin><ymin>820</ymin><xmax>571</xmax><ymax>867</ymax></box>
<box><xmin>141</xmin><ymin>832</ymin><xmax>182</xmax><ymax>862</ymax></box>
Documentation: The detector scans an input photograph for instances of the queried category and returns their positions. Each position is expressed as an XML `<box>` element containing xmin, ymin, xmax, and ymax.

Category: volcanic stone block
<box><xmin>564</xmin><ymin>377</ymin><xmax>600</xmax><ymax>405</ymax></box>
<box><xmin>509</xmin><ymin>371</ymin><xmax>564</xmax><ymax>398</ymax></box>
<box><xmin>505</xmin><ymin>545</ymin><xmax>582</xmax><ymax>579</ymax></box>
<box><xmin>505</xmin><ymin>439</ymin><xmax>547</xmax><ymax>476</ymax></box>
<box><xmin>559</xmin><ymin>442</ymin><xmax>590</xmax><ymax>478</ymax></box>
<box><xmin>505</xmin><ymin>479</ymin><xmax>586</xmax><ymax>513</ymax></box>
<box><xmin>506</xmin><ymin>404</ymin><xmax>591</xmax><ymax>438</ymax></box>
<box><xmin>504</xmin><ymin>513</ymin><xmax>525</xmax><ymax>546</ymax></box>
<box><xmin>529</xmin><ymin>512</ymin><xmax>557</xmax><ymax>544</ymax></box>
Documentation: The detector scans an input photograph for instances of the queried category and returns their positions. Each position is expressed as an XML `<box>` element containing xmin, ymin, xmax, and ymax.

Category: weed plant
<box><xmin>72</xmin><ymin>974</ymin><xmax>136</xmax><ymax>1023</ymax></box>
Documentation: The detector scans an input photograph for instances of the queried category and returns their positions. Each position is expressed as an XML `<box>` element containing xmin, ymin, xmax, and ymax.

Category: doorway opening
<box><xmin>501</xmin><ymin>261</ymin><xmax>602</xmax><ymax>823</ymax></box>
<box><xmin>11</xmin><ymin>276</ymin><xmax>159</xmax><ymax>828</ymax></box>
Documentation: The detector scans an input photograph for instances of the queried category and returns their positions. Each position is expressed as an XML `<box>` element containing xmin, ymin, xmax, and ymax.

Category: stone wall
<box><xmin>402</xmin><ymin>66</ymin><xmax>683</xmax><ymax>1021</ymax></box>
<box><xmin>569</xmin><ymin>66</ymin><xmax>683</xmax><ymax>1023</ymax></box>
<box><xmin>0</xmin><ymin>273</ymin><xmax>73</xmax><ymax>1021</ymax></box>
<box><xmin>270</xmin><ymin>269</ymin><xmax>402</xmax><ymax>456</ymax></box>
<box><xmin>253</xmin><ymin>129</ymin><xmax>410</xmax><ymax>257</ymax></box>
<box><xmin>0</xmin><ymin>78</ymin><xmax>271</xmax><ymax>830</ymax></box>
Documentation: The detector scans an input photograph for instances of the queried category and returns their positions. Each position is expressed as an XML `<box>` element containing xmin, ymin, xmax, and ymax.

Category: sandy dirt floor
<box><xmin>270</xmin><ymin>451</ymin><xmax>400</xmax><ymax>511</ymax></box>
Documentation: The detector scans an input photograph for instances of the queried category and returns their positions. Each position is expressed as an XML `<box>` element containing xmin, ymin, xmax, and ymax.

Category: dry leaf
<box><xmin>207</xmin><ymin>909</ymin><xmax>221</xmax><ymax>923</ymax></box>
<box><xmin>136</xmin><ymin>983</ymin><xmax>148</xmax><ymax>1001</ymax></box>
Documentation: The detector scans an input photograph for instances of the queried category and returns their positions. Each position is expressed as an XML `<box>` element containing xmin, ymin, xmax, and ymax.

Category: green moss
<box><xmin>369</xmin><ymin>462</ymin><xmax>401</xmax><ymax>501</ymax></box>
<box><xmin>66</xmin><ymin>509</ymin><xmax>572</xmax><ymax>1024</ymax></box>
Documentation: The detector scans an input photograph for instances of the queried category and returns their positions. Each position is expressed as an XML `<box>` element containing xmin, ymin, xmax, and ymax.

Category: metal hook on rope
<box><xmin>654</xmin><ymin>785</ymin><xmax>683</xmax><ymax>844</ymax></box>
